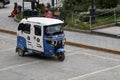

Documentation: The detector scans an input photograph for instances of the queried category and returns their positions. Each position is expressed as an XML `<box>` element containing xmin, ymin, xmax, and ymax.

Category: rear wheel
<box><xmin>57</xmin><ymin>52</ymin><xmax>65</xmax><ymax>61</ymax></box>
<box><xmin>0</xmin><ymin>2</ymin><xmax>4</xmax><ymax>8</ymax></box>
<box><xmin>17</xmin><ymin>48</ymin><xmax>25</xmax><ymax>57</ymax></box>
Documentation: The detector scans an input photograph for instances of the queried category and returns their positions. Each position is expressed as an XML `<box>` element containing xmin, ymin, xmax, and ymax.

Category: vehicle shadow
<box><xmin>23</xmin><ymin>53</ymin><xmax>59</xmax><ymax>62</ymax></box>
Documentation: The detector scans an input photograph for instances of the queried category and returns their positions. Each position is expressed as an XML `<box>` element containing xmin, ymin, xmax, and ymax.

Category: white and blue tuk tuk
<box><xmin>16</xmin><ymin>17</ymin><xmax>66</xmax><ymax>61</ymax></box>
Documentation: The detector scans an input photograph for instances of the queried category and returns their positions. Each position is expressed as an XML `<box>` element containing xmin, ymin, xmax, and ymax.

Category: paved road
<box><xmin>0</xmin><ymin>32</ymin><xmax>120</xmax><ymax>80</ymax></box>
<box><xmin>0</xmin><ymin>0</ymin><xmax>20</xmax><ymax>31</ymax></box>
<box><xmin>0</xmin><ymin>0</ymin><xmax>120</xmax><ymax>80</ymax></box>
<box><xmin>0</xmin><ymin>0</ymin><xmax>120</xmax><ymax>51</ymax></box>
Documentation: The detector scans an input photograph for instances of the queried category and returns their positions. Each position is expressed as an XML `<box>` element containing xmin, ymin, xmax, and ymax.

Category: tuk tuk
<box><xmin>16</xmin><ymin>17</ymin><xmax>66</xmax><ymax>61</ymax></box>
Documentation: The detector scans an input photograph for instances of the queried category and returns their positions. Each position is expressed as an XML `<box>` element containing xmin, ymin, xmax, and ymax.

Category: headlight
<box><xmin>51</xmin><ymin>41</ymin><xmax>54</xmax><ymax>45</ymax></box>
<box><xmin>52</xmin><ymin>40</ymin><xmax>58</xmax><ymax>46</ymax></box>
<box><xmin>53</xmin><ymin>40</ymin><xmax>57</xmax><ymax>46</ymax></box>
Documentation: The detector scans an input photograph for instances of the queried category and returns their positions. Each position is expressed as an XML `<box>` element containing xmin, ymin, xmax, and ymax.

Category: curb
<box><xmin>0</xmin><ymin>29</ymin><xmax>120</xmax><ymax>54</ymax></box>
<box><xmin>91</xmin><ymin>31</ymin><xmax>120</xmax><ymax>38</ymax></box>
<box><xmin>64</xmin><ymin>26</ymin><xmax>120</xmax><ymax>39</ymax></box>
<box><xmin>66</xmin><ymin>41</ymin><xmax>120</xmax><ymax>54</ymax></box>
<box><xmin>0</xmin><ymin>29</ymin><xmax>17</xmax><ymax>35</ymax></box>
<box><xmin>63</xmin><ymin>27</ymin><xmax>91</xmax><ymax>34</ymax></box>
<box><xmin>14</xmin><ymin>15</ymin><xmax>120</xmax><ymax>39</ymax></box>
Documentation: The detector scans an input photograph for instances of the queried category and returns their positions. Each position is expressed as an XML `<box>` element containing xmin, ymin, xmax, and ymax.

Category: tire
<box><xmin>0</xmin><ymin>2</ymin><xmax>4</xmax><ymax>8</ymax></box>
<box><xmin>17</xmin><ymin>48</ymin><xmax>25</xmax><ymax>57</ymax></box>
<box><xmin>57</xmin><ymin>52</ymin><xmax>65</xmax><ymax>61</ymax></box>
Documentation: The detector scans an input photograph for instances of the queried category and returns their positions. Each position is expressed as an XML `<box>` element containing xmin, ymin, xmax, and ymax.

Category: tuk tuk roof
<box><xmin>21</xmin><ymin>17</ymin><xmax>64</xmax><ymax>26</ymax></box>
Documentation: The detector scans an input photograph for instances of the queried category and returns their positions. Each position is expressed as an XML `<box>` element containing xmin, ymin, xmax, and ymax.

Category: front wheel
<box><xmin>57</xmin><ymin>52</ymin><xmax>65</xmax><ymax>61</ymax></box>
<box><xmin>17</xmin><ymin>48</ymin><xmax>25</xmax><ymax>57</ymax></box>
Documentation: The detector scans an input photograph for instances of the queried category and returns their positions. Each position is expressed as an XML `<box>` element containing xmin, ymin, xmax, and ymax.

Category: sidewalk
<box><xmin>1</xmin><ymin>26</ymin><xmax>120</xmax><ymax>52</ymax></box>
<box><xmin>0</xmin><ymin>0</ymin><xmax>120</xmax><ymax>54</ymax></box>
<box><xmin>92</xmin><ymin>26</ymin><xmax>120</xmax><ymax>38</ymax></box>
<box><xmin>0</xmin><ymin>15</ymin><xmax>120</xmax><ymax>52</ymax></box>
<box><xmin>65</xmin><ymin>30</ymin><xmax>120</xmax><ymax>51</ymax></box>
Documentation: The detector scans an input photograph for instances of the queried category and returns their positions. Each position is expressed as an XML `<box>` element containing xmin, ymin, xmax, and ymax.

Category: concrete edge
<box><xmin>63</xmin><ymin>27</ymin><xmax>91</xmax><ymax>34</ymax></box>
<box><xmin>0</xmin><ymin>28</ymin><xmax>120</xmax><ymax>54</ymax></box>
<box><xmin>66</xmin><ymin>41</ymin><xmax>120</xmax><ymax>55</ymax></box>
<box><xmin>91</xmin><ymin>31</ymin><xmax>120</xmax><ymax>38</ymax></box>
<box><xmin>64</xmin><ymin>23</ymin><xmax>116</xmax><ymax>33</ymax></box>
<box><xmin>64</xmin><ymin>26</ymin><xmax>120</xmax><ymax>39</ymax></box>
<box><xmin>0</xmin><ymin>29</ymin><xmax>17</xmax><ymax>35</ymax></box>
<box><xmin>14</xmin><ymin>15</ymin><xmax>120</xmax><ymax>38</ymax></box>
<box><xmin>91</xmin><ymin>23</ymin><xmax>116</xmax><ymax>30</ymax></box>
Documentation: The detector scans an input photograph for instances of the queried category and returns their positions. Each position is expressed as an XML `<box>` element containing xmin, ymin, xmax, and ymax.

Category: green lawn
<box><xmin>65</xmin><ymin>13</ymin><xmax>120</xmax><ymax>30</ymax></box>
<box><xmin>16</xmin><ymin>11</ymin><xmax>120</xmax><ymax>30</ymax></box>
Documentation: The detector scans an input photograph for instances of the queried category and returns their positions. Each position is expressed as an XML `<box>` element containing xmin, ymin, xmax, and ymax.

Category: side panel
<box><xmin>43</xmin><ymin>34</ymin><xmax>54</xmax><ymax>56</ymax></box>
<box><xmin>17</xmin><ymin>22</ymin><xmax>33</xmax><ymax>50</ymax></box>
<box><xmin>43</xmin><ymin>38</ymin><xmax>54</xmax><ymax>56</ymax></box>
<box><xmin>32</xmin><ymin>24</ymin><xmax>44</xmax><ymax>52</ymax></box>
<box><xmin>17</xmin><ymin>36</ymin><xmax>26</xmax><ymax>50</ymax></box>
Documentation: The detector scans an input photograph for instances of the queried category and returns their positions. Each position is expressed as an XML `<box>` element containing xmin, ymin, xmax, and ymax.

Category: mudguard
<box><xmin>56</xmin><ymin>48</ymin><xmax>65</xmax><ymax>53</ymax></box>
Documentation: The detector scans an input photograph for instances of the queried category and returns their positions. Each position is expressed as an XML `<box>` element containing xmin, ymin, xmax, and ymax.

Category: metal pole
<box><xmin>22</xmin><ymin>0</ymin><xmax>24</xmax><ymax>18</ymax></box>
<box><xmin>56</xmin><ymin>0</ymin><xmax>57</xmax><ymax>7</ymax></box>
<box><xmin>31</xmin><ymin>0</ymin><xmax>36</xmax><ymax>11</ymax></box>
<box><xmin>90</xmin><ymin>0</ymin><xmax>95</xmax><ymax>24</ymax></box>
<box><xmin>90</xmin><ymin>16</ymin><xmax>92</xmax><ymax>31</ymax></box>
<box><xmin>51</xmin><ymin>0</ymin><xmax>55</xmax><ymax>7</ymax></box>
<box><xmin>72</xmin><ymin>13</ymin><xmax>74</xmax><ymax>23</ymax></box>
<box><xmin>114</xmin><ymin>8</ymin><xmax>117</xmax><ymax>24</ymax></box>
<box><xmin>91</xmin><ymin>0</ymin><xmax>94</xmax><ymax>9</ymax></box>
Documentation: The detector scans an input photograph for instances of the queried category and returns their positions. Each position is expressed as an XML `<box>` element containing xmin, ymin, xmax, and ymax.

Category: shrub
<box><xmin>95</xmin><ymin>0</ymin><xmax>118</xmax><ymax>9</ymax></box>
<box><xmin>96</xmin><ymin>8</ymin><xmax>120</xmax><ymax>17</ymax></box>
<box><xmin>79</xmin><ymin>13</ymin><xmax>89</xmax><ymax>22</ymax></box>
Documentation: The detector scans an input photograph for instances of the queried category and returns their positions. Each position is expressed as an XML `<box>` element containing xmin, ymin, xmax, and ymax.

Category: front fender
<box><xmin>56</xmin><ymin>48</ymin><xmax>65</xmax><ymax>53</ymax></box>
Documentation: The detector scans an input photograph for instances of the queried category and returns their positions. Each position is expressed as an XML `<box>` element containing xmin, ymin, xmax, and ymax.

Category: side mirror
<box><xmin>18</xmin><ymin>23</ymin><xmax>24</xmax><ymax>31</ymax></box>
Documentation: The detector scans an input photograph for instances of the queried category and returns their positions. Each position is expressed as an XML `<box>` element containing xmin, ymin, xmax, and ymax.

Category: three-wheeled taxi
<box><xmin>16</xmin><ymin>17</ymin><xmax>66</xmax><ymax>61</ymax></box>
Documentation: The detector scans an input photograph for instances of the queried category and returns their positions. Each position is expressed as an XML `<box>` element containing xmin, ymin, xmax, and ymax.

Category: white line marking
<box><xmin>0</xmin><ymin>49</ymin><xmax>119</xmax><ymax>72</ymax></box>
<box><xmin>0</xmin><ymin>51</ymin><xmax>80</xmax><ymax>72</ymax></box>
<box><xmin>1</xmin><ymin>33</ymin><xmax>119</xmax><ymax>62</ymax></box>
<box><xmin>0</xmin><ymin>39</ymin><xmax>119</xmax><ymax>73</ymax></box>
<box><xmin>66</xmin><ymin>51</ymin><xmax>120</xmax><ymax>62</ymax></box>
<box><xmin>81</xmin><ymin>51</ymin><xmax>120</xmax><ymax>62</ymax></box>
<box><xmin>66</xmin><ymin>51</ymin><xmax>80</xmax><ymax>56</ymax></box>
<box><xmin>0</xmin><ymin>61</ymin><xmax>40</xmax><ymax>71</ymax></box>
<box><xmin>68</xmin><ymin>64</ymin><xmax>120</xmax><ymax>80</ymax></box>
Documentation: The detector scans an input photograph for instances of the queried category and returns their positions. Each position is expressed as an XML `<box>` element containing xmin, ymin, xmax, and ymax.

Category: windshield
<box><xmin>44</xmin><ymin>24</ymin><xmax>63</xmax><ymax>36</ymax></box>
